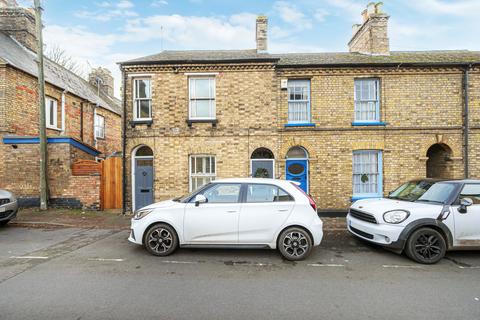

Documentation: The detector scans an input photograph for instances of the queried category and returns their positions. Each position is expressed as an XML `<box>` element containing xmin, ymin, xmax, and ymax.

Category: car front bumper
<box><xmin>346</xmin><ymin>214</ymin><xmax>405</xmax><ymax>250</ymax></box>
<box><xmin>128</xmin><ymin>217</ymin><xmax>149</xmax><ymax>245</ymax></box>
<box><xmin>0</xmin><ymin>200</ymin><xmax>18</xmax><ymax>222</ymax></box>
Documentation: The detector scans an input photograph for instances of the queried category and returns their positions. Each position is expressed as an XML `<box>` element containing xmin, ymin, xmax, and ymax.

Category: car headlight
<box><xmin>133</xmin><ymin>209</ymin><xmax>153</xmax><ymax>220</ymax></box>
<box><xmin>383</xmin><ymin>210</ymin><xmax>410</xmax><ymax>224</ymax></box>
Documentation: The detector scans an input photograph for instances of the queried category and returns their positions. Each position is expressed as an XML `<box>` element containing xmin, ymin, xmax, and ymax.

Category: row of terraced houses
<box><xmin>120</xmin><ymin>2</ymin><xmax>480</xmax><ymax>212</ymax></box>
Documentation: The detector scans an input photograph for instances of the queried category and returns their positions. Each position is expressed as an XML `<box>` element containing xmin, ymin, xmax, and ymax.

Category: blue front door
<box><xmin>134</xmin><ymin>159</ymin><xmax>154</xmax><ymax>210</ymax></box>
<box><xmin>286</xmin><ymin>159</ymin><xmax>308</xmax><ymax>193</ymax></box>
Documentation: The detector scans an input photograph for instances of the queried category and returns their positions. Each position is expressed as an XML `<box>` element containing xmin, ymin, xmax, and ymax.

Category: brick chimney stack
<box><xmin>89</xmin><ymin>67</ymin><xmax>114</xmax><ymax>98</ymax></box>
<box><xmin>348</xmin><ymin>2</ymin><xmax>390</xmax><ymax>55</ymax></box>
<box><xmin>256</xmin><ymin>15</ymin><xmax>268</xmax><ymax>53</ymax></box>
<box><xmin>0</xmin><ymin>0</ymin><xmax>37</xmax><ymax>53</ymax></box>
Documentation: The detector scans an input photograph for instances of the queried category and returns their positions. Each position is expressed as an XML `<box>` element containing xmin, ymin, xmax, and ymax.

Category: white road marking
<box><xmin>160</xmin><ymin>260</ymin><xmax>198</xmax><ymax>264</ymax></box>
<box><xmin>382</xmin><ymin>265</ymin><xmax>423</xmax><ymax>269</ymax></box>
<box><xmin>88</xmin><ymin>258</ymin><xmax>125</xmax><ymax>262</ymax></box>
<box><xmin>457</xmin><ymin>265</ymin><xmax>480</xmax><ymax>269</ymax></box>
<box><xmin>307</xmin><ymin>263</ymin><xmax>345</xmax><ymax>267</ymax></box>
<box><xmin>474</xmin><ymin>297</ymin><xmax>479</xmax><ymax>302</ymax></box>
<box><xmin>10</xmin><ymin>256</ymin><xmax>49</xmax><ymax>259</ymax></box>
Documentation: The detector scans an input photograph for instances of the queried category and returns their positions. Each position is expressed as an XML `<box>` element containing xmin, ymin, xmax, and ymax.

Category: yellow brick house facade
<box><xmin>120</xmin><ymin>3</ymin><xmax>480</xmax><ymax>212</ymax></box>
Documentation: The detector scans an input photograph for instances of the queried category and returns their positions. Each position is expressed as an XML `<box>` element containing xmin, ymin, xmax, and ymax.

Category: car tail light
<box><xmin>292</xmin><ymin>183</ymin><xmax>317</xmax><ymax>212</ymax></box>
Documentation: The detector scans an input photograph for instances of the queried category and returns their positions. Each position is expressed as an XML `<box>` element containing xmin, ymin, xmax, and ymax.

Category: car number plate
<box><xmin>0</xmin><ymin>207</ymin><xmax>5</xmax><ymax>212</ymax></box>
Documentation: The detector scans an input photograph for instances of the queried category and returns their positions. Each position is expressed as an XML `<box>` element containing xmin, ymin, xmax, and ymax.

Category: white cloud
<box><xmin>404</xmin><ymin>0</ymin><xmax>480</xmax><ymax>16</ymax></box>
<box><xmin>273</xmin><ymin>1</ymin><xmax>312</xmax><ymax>30</ymax></box>
<box><xmin>117</xmin><ymin>0</ymin><xmax>134</xmax><ymax>9</ymax></box>
<box><xmin>324</xmin><ymin>0</ymin><xmax>363</xmax><ymax>21</ymax></box>
<box><xmin>121</xmin><ymin>14</ymin><xmax>256</xmax><ymax>49</ymax></box>
<box><xmin>152</xmin><ymin>0</ymin><xmax>168</xmax><ymax>6</ymax></box>
<box><xmin>314</xmin><ymin>8</ymin><xmax>329</xmax><ymax>23</ymax></box>
<box><xmin>75</xmin><ymin>1</ymin><xmax>138</xmax><ymax>21</ymax></box>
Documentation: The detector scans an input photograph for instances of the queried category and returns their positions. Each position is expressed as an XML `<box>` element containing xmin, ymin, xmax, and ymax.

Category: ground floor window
<box><xmin>352</xmin><ymin>150</ymin><xmax>382</xmax><ymax>198</ymax></box>
<box><xmin>190</xmin><ymin>155</ymin><xmax>216</xmax><ymax>191</ymax></box>
<box><xmin>251</xmin><ymin>148</ymin><xmax>275</xmax><ymax>178</ymax></box>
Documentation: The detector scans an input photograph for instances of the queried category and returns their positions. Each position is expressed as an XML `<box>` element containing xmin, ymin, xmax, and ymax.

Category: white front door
<box><xmin>183</xmin><ymin>183</ymin><xmax>242</xmax><ymax>244</ymax></box>
<box><xmin>453</xmin><ymin>184</ymin><xmax>480</xmax><ymax>246</ymax></box>
<box><xmin>239</xmin><ymin>184</ymin><xmax>295</xmax><ymax>243</ymax></box>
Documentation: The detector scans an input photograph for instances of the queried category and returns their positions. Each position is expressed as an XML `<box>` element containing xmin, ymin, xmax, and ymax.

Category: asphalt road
<box><xmin>0</xmin><ymin>225</ymin><xmax>479</xmax><ymax>320</ymax></box>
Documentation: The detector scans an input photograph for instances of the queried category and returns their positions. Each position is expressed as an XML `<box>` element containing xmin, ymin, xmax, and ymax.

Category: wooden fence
<box><xmin>72</xmin><ymin>158</ymin><xmax>122</xmax><ymax>210</ymax></box>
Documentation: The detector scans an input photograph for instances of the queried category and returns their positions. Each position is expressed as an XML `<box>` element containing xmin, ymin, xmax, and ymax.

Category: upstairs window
<box><xmin>354</xmin><ymin>78</ymin><xmax>380</xmax><ymax>122</ymax></box>
<box><xmin>133</xmin><ymin>78</ymin><xmax>152</xmax><ymax>120</ymax></box>
<box><xmin>45</xmin><ymin>97</ymin><xmax>58</xmax><ymax>130</ymax></box>
<box><xmin>352</xmin><ymin>150</ymin><xmax>383</xmax><ymax>197</ymax></box>
<box><xmin>189</xmin><ymin>155</ymin><xmax>216</xmax><ymax>191</ymax></box>
<box><xmin>94</xmin><ymin>114</ymin><xmax>105</xmax><ymax>139</ymax></box>
<box><xmin>189</xmin><ymin>77</ymin><xmax>215</xmax><ymax>120</ymax></box>
<box><xmin>287</xmin><ymin>80</ymin><xmax>310</xmax><ymax>124</ymax></box>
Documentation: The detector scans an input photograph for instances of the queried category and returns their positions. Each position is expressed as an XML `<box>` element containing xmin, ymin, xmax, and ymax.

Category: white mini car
<box><xmin>129</xmin><ymin>178</ymin><xmax>323</xmax><ymax>260</ymax></box>
<box><xmin>347</xmin><ymin>179</ymin><xmax>480</xmax><ymax>264</ymax></box>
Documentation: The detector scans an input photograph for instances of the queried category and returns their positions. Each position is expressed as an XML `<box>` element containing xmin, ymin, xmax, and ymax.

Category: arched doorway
<box><xmin>132</xmin><ymin>145</ymin><xmax>154</xmax><ymax>211</ymax></box>
<box><xmin>250</xmin><ymin>148</ymin><xmax>275</xmax><ymax>178</ymax></box>
<box><xmin>426</xmin><ymin>143</ymin><xmax>453</xmax><ymax>179</ymax></box>
<box><xmin>286</xmin><ymin>146</ymin><xmax>309</xmax><ymax>192</ymax></box>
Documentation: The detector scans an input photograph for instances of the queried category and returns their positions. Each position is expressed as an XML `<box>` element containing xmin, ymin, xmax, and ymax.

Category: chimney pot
<box><xmin>367</xmin><ymin>2</ymin><xmax>376</xmax><ymax>15</ymax></box>
<box><xmin>375</xmin><ymin>2</ymin><xmax>383</xmax><ymax>14</ymax></box>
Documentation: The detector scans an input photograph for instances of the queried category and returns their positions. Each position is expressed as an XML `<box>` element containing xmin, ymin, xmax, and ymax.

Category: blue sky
<box><xmin>18</xmin><ymin>0</ymin><xmax>480</xmax><ymax>97</ymax></box>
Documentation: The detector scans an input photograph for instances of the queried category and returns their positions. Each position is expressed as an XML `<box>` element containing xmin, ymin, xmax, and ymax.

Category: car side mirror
<box><xmin>458</xmin><ymin>197</ymin><xmax>473</xmax><ymax>213</ymax></box>
<box><xmin>194</xmin><ymin>194</ymin><xmax>207</xmax><ymax>207</ymax></box>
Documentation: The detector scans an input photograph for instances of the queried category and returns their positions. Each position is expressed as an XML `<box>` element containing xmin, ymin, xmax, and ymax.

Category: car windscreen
<box><xmin>416</xmin><ymin>183</ymin><xmax>457</xmax><ymax>204</ymax></box>
<box><xmin>388</xmin><ymin>180</ymin><xmax>436</xmax><ymax>202</ymax></box>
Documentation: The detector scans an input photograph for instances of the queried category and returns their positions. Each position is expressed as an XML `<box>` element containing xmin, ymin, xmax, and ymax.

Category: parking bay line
<box><xmin>10</xmin><ymin>256</ymin><xmax>49</xmax><ymax>260</ymax></box>
<box><xmin>382</xmin><ymin>264</ymin><xmax>424</xmax><ymax>269</ymax></box>
<box><xmin>88</xmin><ymin>258</ymin><xmax>125</xmax><ymax>262</ymax></box>
<box><xmin>307</xmin><ymin>263</ymin><xmax>345</xmax><ymax>267</ymax></box>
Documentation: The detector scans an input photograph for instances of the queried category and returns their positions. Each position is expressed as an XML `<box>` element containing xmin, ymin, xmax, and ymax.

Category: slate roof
<box><xmin>120</xmin><ymin>49</ymin><xmax>480</xmax><ymax>67</ymax></box>
<box><xmin>0</xmin><ymin>32</ymin><xmax>121</xmax><ymax>115</ymax></box>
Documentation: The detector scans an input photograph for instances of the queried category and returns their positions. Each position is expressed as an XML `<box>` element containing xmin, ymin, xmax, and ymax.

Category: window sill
<box><xmin>95</xmin><ymin>136</ymin><xmax>105</xmax><ymax>140</ymax></box>
<box><xmin>351</xmin><ymin>195</ymin><xmax>383</xmax><ymax>202</ymax></box>
<box><xmin>351</xmin><ymin>122</ymin><xmax>386</xmax><ymax>127</ymax></box>
<box><xmin>187</xmin><ymin>119</ymin><xmax>218</xmax><ymax>128</ymax></box>
<box><xmin>284</xmin><ymin>123</ymin><xmax>316</xmax><ymax>127</ymax></box>
<box><xmin>46</xmin><ymin>126</ymin><xmax>62</xmax><ymax>131</ymax></box>
<box><xmin>130</xmin><ymin>120</ymin><xmax>153</xmax><ymax>128</ymax></box>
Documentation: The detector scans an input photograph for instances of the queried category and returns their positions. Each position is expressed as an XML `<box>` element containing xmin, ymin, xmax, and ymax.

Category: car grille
<box><xmin>0</xmin><ymin>210</ymin><xmax>13</xmax><ymax>219</ymax></box>
<box><xmin>349</xmin><ymin>208</ymin><xmax>377</xmax><ymax>224</ymax></box>
<box><xmin>350</xmin><ymin>226</ymin><xmax>374</xmax><ymax>240</ymax></box>
<box><xmin>0</xmin><ymin>198</ymin><xmax>10</xmax><ymax>205</ymax></box>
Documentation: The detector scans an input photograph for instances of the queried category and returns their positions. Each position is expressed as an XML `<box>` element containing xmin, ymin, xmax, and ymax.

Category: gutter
<box><xmin>118</xmin><ymin>57</ymin><xmax>280</xmax><ymax>66</ymax></box>
<box><xmin>121</xmin><ymin>68</ymin><xmax>127</xmax><ymax>214</ymax></box>
<box><xmin>463</xmin><ymin>64</ymin><xmax>472</xmax><ymax>178</ymax></box>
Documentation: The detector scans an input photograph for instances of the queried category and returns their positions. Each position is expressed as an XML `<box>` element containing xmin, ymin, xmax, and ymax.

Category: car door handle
<box><xmin>226</xmin><ymin>210</ymin><xmax>238</xmax><ymax>213</ymax></box>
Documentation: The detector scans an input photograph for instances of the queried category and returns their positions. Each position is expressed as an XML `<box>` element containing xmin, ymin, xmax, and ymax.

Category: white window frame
<box><xmin>352</xmin><ymin>150</ymin><xmax>383</xmax><ymax>198</ymax></box>
<box><xmin>133</xmin><ymin>78</ymin><xmax>152</xmax><ymax>120</ymax></box>
<box><xmin>188</xmin><ymin>77</ymin><xmax>216</xmax><ymax>120</ymax></box>
<box><xmin>354</xmin><ymin>78</ymin><xmax>380</xmax><ymax>123</ymax></box>
<box><xmin>45</xmin><ymin>97</ymin><xmax>59</xmax><ymax>130</ymax></box>
<box><xmin>189</xmin><ymin>155</ymin><xmax>216</xmax><ymax>192</ymax></box>
<box><xmin>94</xmin><ymin>114</ymin><xmax>105</xmax><ymax>139</ymax></box>
<box><xmin>287</xmin><ymin>79</ymin><xmax>311</xmax><ymax>124</ymax></box>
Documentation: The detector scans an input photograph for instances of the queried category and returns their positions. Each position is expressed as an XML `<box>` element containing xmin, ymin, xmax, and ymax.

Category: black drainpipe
<box><xmin>462</xmin><ymin>65</ymin><xmax>471</xmax><ymax>179</ymax></box>
<box><xmin>121</xmin><ymin>68</ymin><xmax>128</xmax><ymax>214</ymax></box>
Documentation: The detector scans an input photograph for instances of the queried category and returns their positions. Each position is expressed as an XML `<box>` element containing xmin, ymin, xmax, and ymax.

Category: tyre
<box><xmin>144</xmin><ymin>223</ymin><xmax>178</xmax><ymax>256</ymax></box>
<box><xmin>278</xmin><ymin>227</ymin><xmax>313</xmax><ymax>261</ymax></box>
<box><xmin>0</xmin><ymin>220</ymin><xmax>9</xmax><ymax>226</ymax></box>
<box><xmin>405</xmin><ymin>227</ymin><xmax>446</xmax><ymax>264</ymax></box>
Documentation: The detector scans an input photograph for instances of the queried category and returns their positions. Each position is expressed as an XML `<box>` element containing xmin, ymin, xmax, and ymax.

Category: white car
<box><xmin>347</xmin><ymin>179</ymin><xmax>480</xmax><ymax>264</ymax></box>
<box><xmin>129</xmin><ymin>178</ymin><xmax>323</xmax><ymax>260</ymax></box>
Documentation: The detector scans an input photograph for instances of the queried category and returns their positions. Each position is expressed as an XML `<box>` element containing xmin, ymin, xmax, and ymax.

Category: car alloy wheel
<box><xmin>405</xmin><ymin>227</ymin><xmax>446</xmax><ymax>264</ymax></box>
<box><xmin>278</xmin><ymin>227</ymin><xmax>312</xmax><ymax>261</ymax></box>
<box><xmin>144</xmin><ymin>223</ymin><xmax>178</xmax><ymax>256</ymax></box>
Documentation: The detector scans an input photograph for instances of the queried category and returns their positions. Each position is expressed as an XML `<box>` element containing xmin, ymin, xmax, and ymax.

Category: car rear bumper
<box><xmin>346</xmin><ymin>214</ymin><xmax>405</xmax><ymax>250</ymax></box>
<box><xmin>0</xmin><ymin>200</ymin><xmax>18</xmax><ymax>222</ymax></box>
<box><xmin>310</xmin><ymin>218</ymin><xmax>323</xmax><ymax>246</ymax></box>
